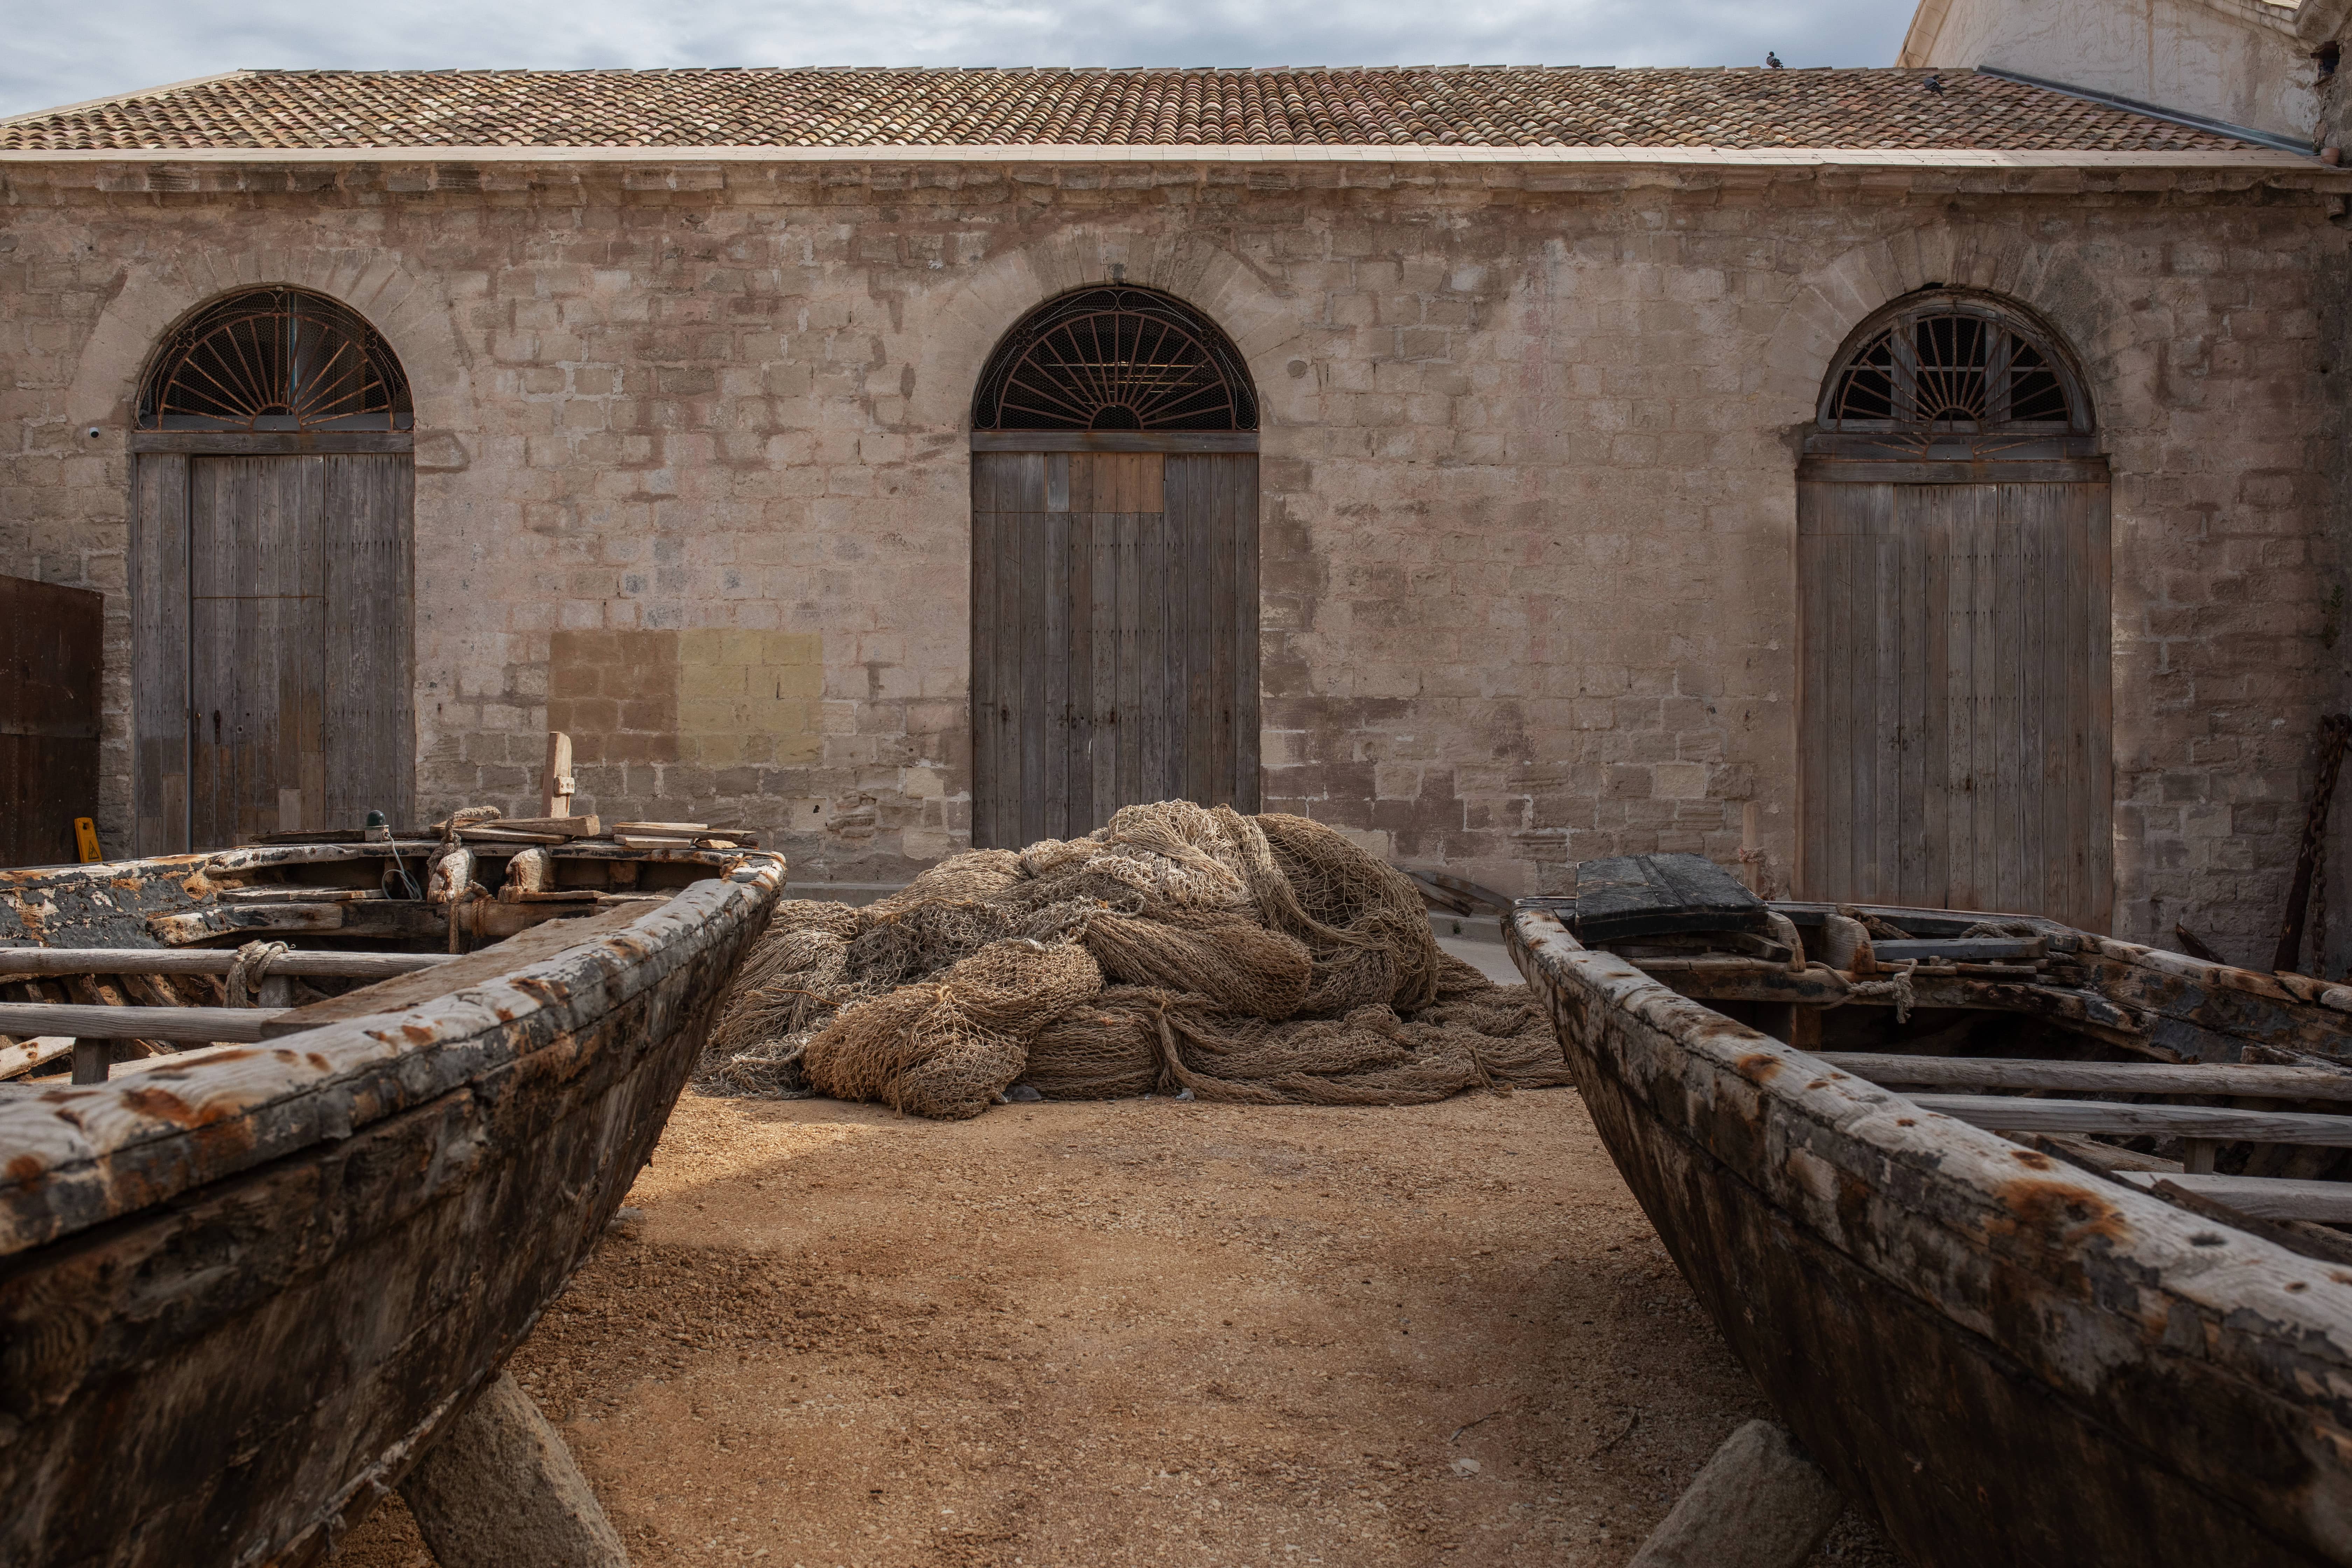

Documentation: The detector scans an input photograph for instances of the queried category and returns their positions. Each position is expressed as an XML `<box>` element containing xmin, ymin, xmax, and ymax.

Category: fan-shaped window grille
<box><xmin>1819</xmin><ymin>294</ymin><xmax>2088</xmax><ymax>440</ymax></box>
<box><xmin>973</xmin><ymin>287</ymin><xmax>1257</xmax><ymax>433</ymax></box>
<box><xmin>138</xmin><ymin>287</ymin><xmax>413</xmax><ymax>432</ymax></box>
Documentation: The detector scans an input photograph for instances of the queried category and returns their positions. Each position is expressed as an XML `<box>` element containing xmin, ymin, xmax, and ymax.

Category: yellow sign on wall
<box><xmin>73</xmin><ymin>817</ymin><xmax>102</xmax><ymax>863</ymax></box>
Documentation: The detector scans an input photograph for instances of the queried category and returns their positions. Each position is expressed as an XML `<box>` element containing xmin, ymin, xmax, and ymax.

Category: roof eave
<box><xmin>0</xmin><ymin>69</ymin><xmax>255</xmax><ymax>130</ymax></box>
<box><xmin>0</xmin><ymin>143</ymin><xmax>2325</xmax><ymax>169</ymax></box>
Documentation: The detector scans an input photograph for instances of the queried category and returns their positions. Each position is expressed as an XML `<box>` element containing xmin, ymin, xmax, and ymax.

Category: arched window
<box><xmin>137</xmin><ymin>286</ymin><xmax>412</xmax><ymax>432</ymax></box>
<box><xmin>1816</xmin><ymin>290</ymin><xmax>2091</xmax><ymax>448</ymax></box>
<box><xmin>972</xmin><ymin>286</ymin><xmax>1258</xmax><ymax>433</ymax></box>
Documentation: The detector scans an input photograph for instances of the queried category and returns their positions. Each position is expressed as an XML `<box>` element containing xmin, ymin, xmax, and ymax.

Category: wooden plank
<box><xmin>1089</xmin><ymin>509</ymin><xmax>1120</xmax><ymax>832</ymax></box>
<box><xmin>323</xmin><ymin>453</ymin><xmax>413</xmax><ymax>834</ymax></box>
<box><xmin>1948</xmin><ymin>483</ymin><xmax>1990</xmax><ymax>911</ymax></box>
<box><xmin>1909</xmin><ymin>1093</ymin><xmax>2352</xmax><ymax>1147</ymax></box>
<box><xmin>969</xmin><ymin>457</ymin><xmax>1001</xmax><ymax>849</ymax></box>
<box><xmin>1891</xmin><ymin>489</ymin><xmax>1928</xmax><ymax>903</ymax></box>
<box><xmin>1796</xmin><ymin>481</ymin><xmax>1831</xmax><ymax>900</ymax></box>
<box><xmin>1233</xmin><ymin>454</ymin><xmax>1262</xmax><ymax>812</ymax></box>
<box><xmin>258</xmin><ymin>903</ymin><xmax>651</xmax><ymax>1038</ymax></box>
<box><xmin>1817</xmin><ymin>1054</ymin><xmax>2352</xmax><ymax>1100</ymax></box>
<box><xmin>1869</xmin><ymin>492</ymin><xmax>1902</xmax><ymax>904</ymax></box>
<box><xmin>1018</xmin><ymin>507</ymin><xmax>1046</xmax><ymax>846</ymax></box>
<box><xmin>1794</xmin><ymin>458</ymin><xmax>2114</xmax><ymax>485</ymax></box>
<box><xmin>1117</xmin><ymin>510</ymin><xmax>1143</xmax><ymax>812</ymax></box>
<box><xmin>969</xmin><ymin>431</ymin><xmax>1260</xmax><ymax>454</ymax></box>
<box><xmin>0</xmin><ymin>1004</ymin><xmax>284</xmax><ymax>1044</ymax></box>
<box><xmin>2082</xmin><ymin>481</ymin><xmax>2115</xmax><ymax>933</ymax></box>
<box><xmin>2110</xmin><ymin>1171</ymin><xmax>2352</xmax><ymax>1223</ymax></box>
<box><xmin>1171</xmin><ymin>454</ymin><xmax>1211</xmax><ymax>806</ymax></box>
<box><xmin>131</xmin><ymin>454</ymin><xmax>192</xmax><ymax>857</ymax></box>
<box><xmin>1205</xmin><ymin>454</ymin><xmax>1238</xmax><ymax>806</ymax></box>
<box><xmin>1991</xmin><ymin>483</ymin><xmax>2026</xmax><ymax>914</ymax></box>
<box><xmin>0</xmin><ymin>1035</ymin><xmax>74</xmax><ymax>1080</ymax></box>
<box><xmin>0</xmin><ymin>948</ymin><xmax>456</xmax><ymax>978</ymax></box>
<box><xmin>1042</xmin><ymin>505</ymin><xmax>1071</xmax><ymax>841</ymax></box>
<box><xmin>1138</xmin><ymin>505</ymin><xmax>1171</xmax><ymax>804</ymax></box>
<box><xmin>1916</xmin><ymin>485</ymin><xmax>1951</xmax><ymax>910</ymax></box>
<box><xmin>129</xmin><ymin>431</ymin><xmax>414</xmax><ymax>455</ymax></box>
<box><xmin>1064</xmin><ymin>508</ymin><xmax>1094</xmax><ymax>835</ymax></box>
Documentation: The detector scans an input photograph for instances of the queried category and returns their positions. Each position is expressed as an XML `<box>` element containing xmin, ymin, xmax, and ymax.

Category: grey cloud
<box><xmin>3</xmin><ymin>0</ymin><xmax>1912</xmax><ymax>118</ymax></box>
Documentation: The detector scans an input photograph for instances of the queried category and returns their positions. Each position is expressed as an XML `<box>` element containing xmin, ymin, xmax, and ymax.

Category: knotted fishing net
<box><xmin>699</xmin><ymin>803</ymin><xmax>1573</xmax><ymax>1119</ymax></box>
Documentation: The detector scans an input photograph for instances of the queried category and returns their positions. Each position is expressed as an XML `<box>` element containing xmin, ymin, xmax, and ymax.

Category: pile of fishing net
<box><xmin>698</xmin><ymin>802</ymin><xmax>1574</xmax><ymax>1119</ymax></box>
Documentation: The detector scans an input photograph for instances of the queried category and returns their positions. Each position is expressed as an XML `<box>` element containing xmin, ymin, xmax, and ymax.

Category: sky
<box><xmin>1</xmin><ymin>0</ymin><xmax>1916</xmax><ymax>119</ymax></box>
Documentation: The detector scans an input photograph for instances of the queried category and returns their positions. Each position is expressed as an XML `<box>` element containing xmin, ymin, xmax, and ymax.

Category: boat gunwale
<box><xmin>0</xmin><ymin>852</ymin><xmax>785</xmax><ymax>1258</ymax></box>
<box><xmin>1505</xmin><ymin>901</ymin><xmax>2352</xmax><ymax>1548</ymax></box>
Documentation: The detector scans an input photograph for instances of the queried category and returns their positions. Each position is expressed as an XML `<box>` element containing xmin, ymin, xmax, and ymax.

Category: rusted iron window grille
<box><xmin>1821</xmin><ymin>300</ymin><xmax>2085</xmax><ymax>450</ymax></box>
<box><xmin>973</xmin><ymin>287</ymin><xmax>1258</xmax><ymax>432</ymax></box>
<box><xmin>137</xmin><ymin>287</ymin><xmax>413</xmax><ymax>432</ymax></box>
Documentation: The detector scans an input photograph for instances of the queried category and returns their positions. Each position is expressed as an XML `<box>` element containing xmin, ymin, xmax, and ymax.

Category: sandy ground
<box><xmin>338</xmin><ymin>1083</ymin><xmax>1901</xmax><ymax>1568</ymax></box>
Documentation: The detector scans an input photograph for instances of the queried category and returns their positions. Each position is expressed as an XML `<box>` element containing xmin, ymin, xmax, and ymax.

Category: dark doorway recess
<box><xmin>0</xmin><ymin>575</ymin><xmax>103</xmax><ymax>868</ymax></box>
<box><xmin>970</xmin><ymin>287</ymin><xmax>1261</xmax><ymax>848</ymax></box>
<box><xmin>130</xmin><ymin>287</ymin><xmax>416</xmax><ymax>853</ymax></box>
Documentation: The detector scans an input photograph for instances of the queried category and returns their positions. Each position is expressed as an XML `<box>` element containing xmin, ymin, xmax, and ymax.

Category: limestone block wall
<box><xmin>0</xmin><ymin>152</ymin><xmax>2344</xmax><ymax>964</ymax></box>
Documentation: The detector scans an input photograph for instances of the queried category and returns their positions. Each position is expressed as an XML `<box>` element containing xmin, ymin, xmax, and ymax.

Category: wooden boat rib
<box><xmin>1508</xmin><ymin>854</ymin><xmax>2352</xmax><ymax>1568</ymax></box>
<box><xmin>0</xmin><ymin>843</ymin><xmax>784</xmax><ymax>1567</ymax></box>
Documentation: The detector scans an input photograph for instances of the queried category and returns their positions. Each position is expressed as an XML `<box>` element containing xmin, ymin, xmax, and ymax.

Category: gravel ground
<box><xmin>339</xmin><ymin>1084</ymin><xmax>1902</xmax><ymax>1567</ymax></box>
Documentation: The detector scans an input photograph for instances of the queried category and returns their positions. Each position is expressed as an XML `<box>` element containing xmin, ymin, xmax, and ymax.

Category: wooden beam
<box><xmin>2117</xmin><ymin>1185</ymin><xmax>2352</xmax><ymax>1232</ymax></box>
<box><xmin>1909</xmin><ymin>1093</ymin><xmax>2352</xmax><ymax>1147</ymax></box>
<box><xmin>0</xmin><ymin>1005</ymin><xmax>285</xmax><ymax>1044</ymax></box>
<box><xmin>0</xmin><ymin>949</ymin><xmax>457</xmax><ymax>979</ymax></box>
<box><xmin>1819</xmin><ymin>1054</ymin><xmax>2352</xmax><ymax>1101</ymax></box>
<box><xmin>541</xmin><ymin>732</ymin><xmax>575</xmax><ymax>820</ymax></box>
<box><xmin>0</xmin><ymin>1036</ymin><xmax>74</xmax><ymax>1080</ymax></box>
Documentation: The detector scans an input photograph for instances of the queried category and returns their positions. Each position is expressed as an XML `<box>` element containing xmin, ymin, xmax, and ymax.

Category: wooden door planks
<box><xmin>1799</xmin><ymin>467</ymin><xmax>2109</xmax><ymax>927</ymax></box>
<box><xmin>131</xmin><ymin>454</ymin><xmax>192</xmax><ymax>856</ymax></box>
<box><xmin>324</xmin><ymin>454</ymin><xmax>415</xmax><ymax>830</ymax></box>
<box><xmin>182</xmin><ymin>452</ymin><xmax>413</xmax><ymax>851</ymax></box>
<box><xmin>971</xmin><ymin>447</ymin><xmax>1258</xmax><ymax>845</ymax></box>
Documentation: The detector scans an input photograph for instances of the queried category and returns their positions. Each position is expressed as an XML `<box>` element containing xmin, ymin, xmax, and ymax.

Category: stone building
<box><xmin>1</xmin><ymin>63</ymin><xmax>2347</xmax><ymax>959</ymax></box>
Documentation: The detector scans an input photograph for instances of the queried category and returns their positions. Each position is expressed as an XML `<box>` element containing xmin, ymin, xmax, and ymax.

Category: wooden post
<box><xmin>69</xmin><ymin>1037</ymin><xmax>139</xmax><ymax>1084</ymax></box>
<box><xmin>541</xmin><ymin>732</ymin><xmax>575</xmax><ymax>820</ymax></box>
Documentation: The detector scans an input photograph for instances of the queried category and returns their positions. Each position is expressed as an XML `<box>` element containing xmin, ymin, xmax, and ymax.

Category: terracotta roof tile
<box><xmin>0</xmin><ymin>66</ymin><xmax>2264</xmax><ymax>154</ymax></box>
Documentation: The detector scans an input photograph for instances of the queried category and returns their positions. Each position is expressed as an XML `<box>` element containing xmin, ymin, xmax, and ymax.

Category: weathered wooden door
<box><xmin>970</xmin><ymin>447</ymin><xmax>1259</xmax><ymax>847</ymax></box>
<box><xmin>130</xmin><ymin>287</ymin><xmax>416</xmax><ymax>853</ymax></box>
<box><xmin>133</xmin><ymin>444</ymin><xmax>414</xmax><ymax>851</ymax></box>
<box><xmin>1798</xmin><ymin>469</ymin><xmax>2112</xmax><ymax>927</ymax></box>
<box><xmin>0</xmin><ymin>575</ymin><xmax>103</xmax><ymax>867</ymax></box>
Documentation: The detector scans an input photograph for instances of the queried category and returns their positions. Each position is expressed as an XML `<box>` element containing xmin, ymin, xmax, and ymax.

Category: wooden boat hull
<box><xmin>0</xmin><ymin>854</ymin><xmax>784</xmax><ymax>1567</ymax></box>
<box><xmin>1508</xmin><ymin>905</ymin><xmax>2352</xmax><ymax>1568</ymax></box>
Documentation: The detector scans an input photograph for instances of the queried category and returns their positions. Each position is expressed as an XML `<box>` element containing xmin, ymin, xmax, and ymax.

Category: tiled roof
<box><xmin>0</xmin><ymin>66</ymin><xmax>2265</xmax><ymax>154</ymax></box>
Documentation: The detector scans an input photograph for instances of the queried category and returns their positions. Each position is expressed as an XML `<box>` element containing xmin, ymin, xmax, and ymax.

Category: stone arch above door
<box><xmin>968</xmin><ymin>286</ymin><xmax>1262</xmax><ymax>848</ymax></box>
<box><xmin>130</xmin><ymin>285</ymin><xmax>417</xmax><ymax>852</ymax></box>
<box><xmin>1798</xmin><ymin>289</ymin><xmax>2112</xmax><ymax>929</ymax></box>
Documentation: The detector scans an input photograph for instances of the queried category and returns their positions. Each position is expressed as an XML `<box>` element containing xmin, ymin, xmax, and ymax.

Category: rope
<box><xmin>1849</xmin><ymin>967</ymin><xmax>1916</xmax><ymax>1024</ymax></box>
<box><xmin>227</xmin><ymin>940</ymin><xmax>291</xmax><ymax>1007</ymax></box>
